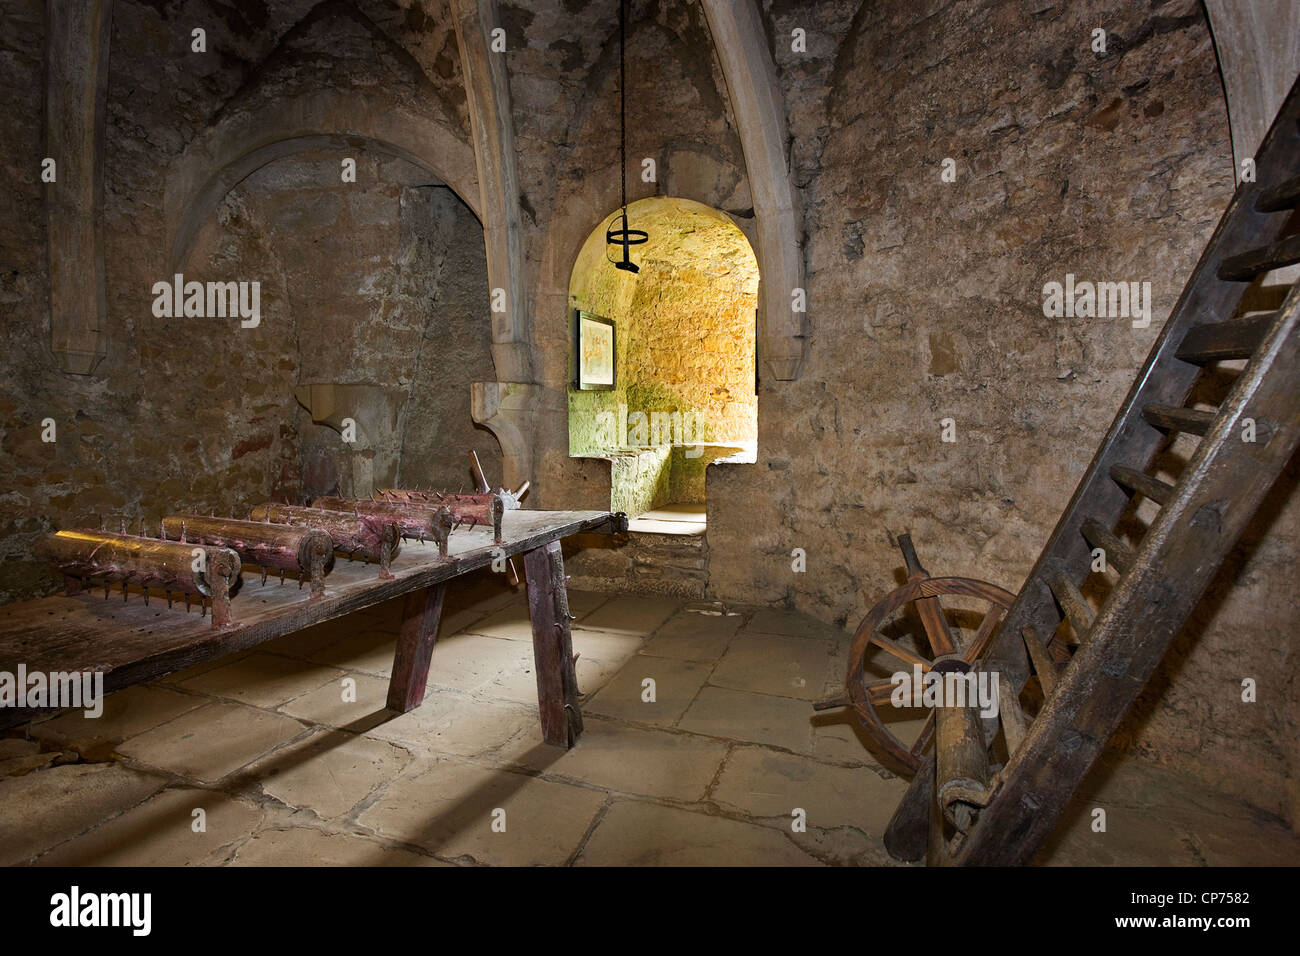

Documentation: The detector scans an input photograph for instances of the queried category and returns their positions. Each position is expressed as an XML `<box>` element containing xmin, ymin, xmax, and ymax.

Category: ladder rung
<box><xmin>1176</xmin><ymin>313</ymin><xmax>1275</xmax><ymax>363</ymax></box>
<box><xmin>1109</xmin><ymin>464</ymin><xmax>1174</xmax><ymax>505</ymax></box>
<box><xmin>1079</xmin><ymin>517</ymin><xmax>1134</xmax><ymax>574</ymax></box>
<box><xmin>1217</xmin><ymin>233</ymin><xmax>1300</xmax><ymax>281</ymax></box>
<box><xmin>1143</xmin><ymin>403</ymin><xmax>1215</xmax><ymax>436</ymax></box>
<box><xmin>1021</xmin><ymin>625</ymin><xmax>1059</xmax><ymax>697</ymax></box>
<box><xmin>1045</xmin><ymin>566</ymin><xmax>1095</xmax><ymax>640</ymax></box>
<box><xmin>1255</xmin><ymin>173</ymin><xmax>1300</xmax><ymax>213</ymax></box>
<box><xmin>998</xmin><ymin>678</ymin><xmax>1028</xmax><ymax>756</ymax></box>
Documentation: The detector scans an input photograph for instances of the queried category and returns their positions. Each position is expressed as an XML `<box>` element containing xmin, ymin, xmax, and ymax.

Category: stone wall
<box><xmin>0</xmin><ymin>0</ymin><xmax>496</xmax><ymax>600</ymax></box>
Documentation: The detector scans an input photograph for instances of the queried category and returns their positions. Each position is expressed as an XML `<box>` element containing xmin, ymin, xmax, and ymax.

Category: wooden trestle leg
<box><xmin>386</xmin><ymin>583</ymin><xmax>446</xmax><ymax>712</ymax></box>
<box><xmin>523</xmin><ymin>539</ymin><xmax>584</xmax><ymax>748</ymax></box>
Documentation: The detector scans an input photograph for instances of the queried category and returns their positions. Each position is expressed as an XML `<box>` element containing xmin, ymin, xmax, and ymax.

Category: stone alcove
<box><xmin>567</xmin><ymin>197</ymin><xmax>759</xmax><ymax>529</ymax></box>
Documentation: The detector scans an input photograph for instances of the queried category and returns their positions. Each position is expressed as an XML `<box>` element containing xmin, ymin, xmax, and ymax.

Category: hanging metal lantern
<box><xmin>606</xmin><ymin>0</ymin><xmax>647</xmax><ymax>273</ymax></box>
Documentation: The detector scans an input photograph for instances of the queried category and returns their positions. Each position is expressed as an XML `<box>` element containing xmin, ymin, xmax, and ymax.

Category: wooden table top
<box><xmin>0</xmin><ymin>509</ymin><xmax>618</xmax><ymax>727</ymax></box>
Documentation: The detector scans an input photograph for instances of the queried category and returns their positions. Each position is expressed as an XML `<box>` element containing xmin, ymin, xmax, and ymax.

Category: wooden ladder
<box><xmin>886</xmin><ymin>75</ymin><xmax>1300</xmax><ymax>866</ymax></box>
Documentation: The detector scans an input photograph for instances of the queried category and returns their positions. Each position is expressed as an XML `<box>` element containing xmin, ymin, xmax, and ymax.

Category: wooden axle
<box><xmin>35</xmin><ymin>529</ymin><xmax>240</xmax><ymax>627</ymax></box>
<box><xmin>249</xmin><ymin>504</ymin><xmax>400</xmax><ymax>578</ymax></box>
<box><xmin>162</xmin><ymin>515</ymin><xmax>332</xmax><ymax>599</ymax></box>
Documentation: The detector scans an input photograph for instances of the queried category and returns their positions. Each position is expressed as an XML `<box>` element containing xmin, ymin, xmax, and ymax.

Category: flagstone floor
<box><xmin>2</xmin><ymin>570</ymin><xmax>1296</xmax><ymax>866</ymax></box>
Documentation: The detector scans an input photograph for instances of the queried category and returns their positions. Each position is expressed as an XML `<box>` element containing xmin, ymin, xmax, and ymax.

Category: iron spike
<box><xmin>122</xmin><ymin>581</ymin><xmax>128</xmax><ymax>602</ymax></box>
<box><xmin>185</xmin><ymin>593</ymin><xmax>192</xmax><ymax>613</ymax></box>
<box><xmin>143</xmin><ymin>587</ymin><xmax>150</xmax><ymax>607</ymax></box>
<box><xmin>261</xmin><ymin>568</ymin><xmax>268</xmax><ymax>586</ymax></box>
<box><xmin>279</xmin><ymin>569</ymin><xmax>285</xmax><ymax>585</ymax></box>
<box><xmin>167</xmin><ymin>590</ymin><xmax>174</xmax><ymax>609</ymax></box>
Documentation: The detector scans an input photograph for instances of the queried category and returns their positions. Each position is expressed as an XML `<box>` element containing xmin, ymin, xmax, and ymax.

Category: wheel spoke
<box><xmin>914</xmin><ymin>591</ymin><xmax>958</xmax><ymax>656</ymax></box>
<box><xmin>962</xmin><ymin>605</ymin><xmax>1004</xmax><ymax>663</ymax></box>
<box><xmin>868</xmin><ymin>629</ymin><xmax>931</xmax><ymax>669</ymax></box>
<box><xmin>866</xmin><ymin>679</ymin><xmax>898</xmax><ymax>708</ymax></box>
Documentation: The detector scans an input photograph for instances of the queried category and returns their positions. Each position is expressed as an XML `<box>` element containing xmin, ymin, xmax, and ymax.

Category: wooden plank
<box><xmin>386</xmin><ymin>583</ymin><xmax>445</xmax><ymax>712</ymax></box>
<box><xmin>1217</xmin><ymin>233</ymin><xmax>1300</xmax><ymax>280</ymax></box>
<box><xmin>0</xmin><ymin>509</ymin><xmax>618</xmax><ymax>729</ymax></box>
<box><xmin>1176</xmin><ymin>312</ymin><xmax>1274</xmax><ymax>363</ymax></box>
<box><xmin>523</xmin><ymin>539</ymin><xmax>583</xmax><ymax>748</ymax></box>
<box><xmin>1142</xmin><ymin>403</ymin><xmax>1216</xmax><ymax>436</ymax></box>
<box><xmin>1109</xmin><ymin>464</ymin><xmax>1174</xmax><ymax>505</ymax></box>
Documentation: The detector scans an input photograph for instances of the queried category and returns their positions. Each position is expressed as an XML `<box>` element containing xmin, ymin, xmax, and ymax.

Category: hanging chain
<box><xmin>620</xmin><ymin>0</ymin><xmax>627</xmax><ymax>213</ymax></box>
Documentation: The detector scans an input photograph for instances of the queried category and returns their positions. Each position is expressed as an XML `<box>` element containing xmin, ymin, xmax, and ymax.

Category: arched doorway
<box><xmin>567</xmin><ymin>197</ymin><xmax>759</xmax><ymax>532</ymax></box>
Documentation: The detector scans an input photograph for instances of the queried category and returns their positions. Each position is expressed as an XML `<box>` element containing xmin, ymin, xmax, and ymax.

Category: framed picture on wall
<box><xmin>574</xmin><ymin>310</ymin><xmax>616</xmax><ymax>390</ymax></box>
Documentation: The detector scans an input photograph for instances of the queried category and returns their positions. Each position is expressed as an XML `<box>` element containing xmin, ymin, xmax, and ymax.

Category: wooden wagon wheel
<box><xmin>814</xmin><ymin>534</ymin><xmax>1015</xmax><ymax>775</ymax></box>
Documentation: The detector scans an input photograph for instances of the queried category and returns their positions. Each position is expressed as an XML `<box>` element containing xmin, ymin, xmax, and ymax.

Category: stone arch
<box><xmin>164</xmin><ymin>90</ymin><xmax>480</xmax><ymax>273</ymax></box>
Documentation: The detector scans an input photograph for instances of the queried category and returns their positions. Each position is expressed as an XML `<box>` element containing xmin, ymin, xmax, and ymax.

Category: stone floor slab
<box><xmin>712</xmin><ymin>746</ymin><xmax>907</xmax><ymax>838</ymax></box>
<box><xmin>179</xmin><ymin>653</ymin><xmax>346</xmax><ymax>709</ymax></box>
<box><xmin>579</xmin><ymin>596</ymin><xmax>680</xmax><ymax>636</ymax></box>
<box><xmin>710</xmin><ymin>633</ymin><xmax>837</xmax><ymax>701</ymax></box>
<box><xmin>30</xmin><ymin>684</ymin><xmax>205</xmax><ymax>757</ymax></box>
<box><xmin>367</xmin><ymin>692</ymin><xmax>538</xmax><ymax>758</ymax></box>
<box><xmin>278</xmin><ymin>672</ymin><xmax>393</xmax><ymax>729</ymax></box>
<box><xmin>463</xmin><ymin>602</ymin><xmax>535</xmax><ymax>641</ymax></box>
<box><xmin>251</xmin><ymin>730</ymin><xmax>410</xmax><ymax>820</ymax></box>
<box><xmin>520</xmin><ymin>718</ymin><xmax>727</xmax><ymax>803</ymax></box>
<box><xmin>229</xmin><ymin>825</ymin><xmax>453</xmax><ymax>866</ymax></box>
<box><xmin>741</xmin><ymin>608</ymin><xmax>845</xmax><ymax>642</ymax></box>
<box><xmin>426</xmin><ymin>633</ymin><xmax>533</xmax><ymax>694</ymax></box>
<box><xmin>577</xmin><ymin>800</ymin><xmax>822</xmax><ymax>866</ymax></box>
<box><xmin>304</xmin><ymin>629</ymin><xmax>400</xmax><ymax>678</ymax></box>
<box><xmin>36</xmin><ymin>787</ymin><xmax>266</xmax><ymax>866</ymax></box>
<box><xmin>116</xmin><ymin>701</ymin><xmax>308</xmax><ymax>784</ymax></box>
<box><xmin>639</xmin><ymin>609</ymin><xmax>743</xmax><ymax>661</ymax></box>
<box><xmin>585</xmin><ymin>657</ymin><xmax>711</xmax><ymax>727</ymax></box>
<box><xmin>0</xmin><ymin>763</ymin><xmax>166</xmax><ymax>866</ymax></box>
<box><xmin>679</xmin><ymin>686</ymin><xmax>815</xmax><ymax>753</ymax></box>
<box><xmin>357</xmin><ymin>756</ymin><xmax>607</xmax><ymax>865</ymax></box>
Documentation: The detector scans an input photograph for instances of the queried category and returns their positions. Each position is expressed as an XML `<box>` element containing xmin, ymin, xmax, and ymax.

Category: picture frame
<box><xmin>573</xmin><ymin>309</ymin><xmax>616</xmax><ymax>390</ymax></box>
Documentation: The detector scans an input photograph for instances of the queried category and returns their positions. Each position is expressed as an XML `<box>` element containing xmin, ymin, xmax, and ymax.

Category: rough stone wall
<box><xmin>203</xmin><ymin>150</ymin><xmax>497</xmax><ymax>500</ymax></box>
<box><xmin>622</xmin><ymin>255</ymin><xmax>756</xmax><ymax>444</ymax></box>
<box><xmin>0</xmin><ymin>0</ymin><xmax>493</xmax><ymax>600</ymax></box>
<box><xmin>712</xmin><ymin>0</ymin><xmax>1294</xmax><ymax>822</ymax></box>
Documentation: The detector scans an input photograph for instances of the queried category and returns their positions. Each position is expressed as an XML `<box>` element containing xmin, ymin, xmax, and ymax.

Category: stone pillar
<box><xmin>46</xmin><ymin>0</ymin><xmax>113</xmax><ymax>375</ymax></box>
